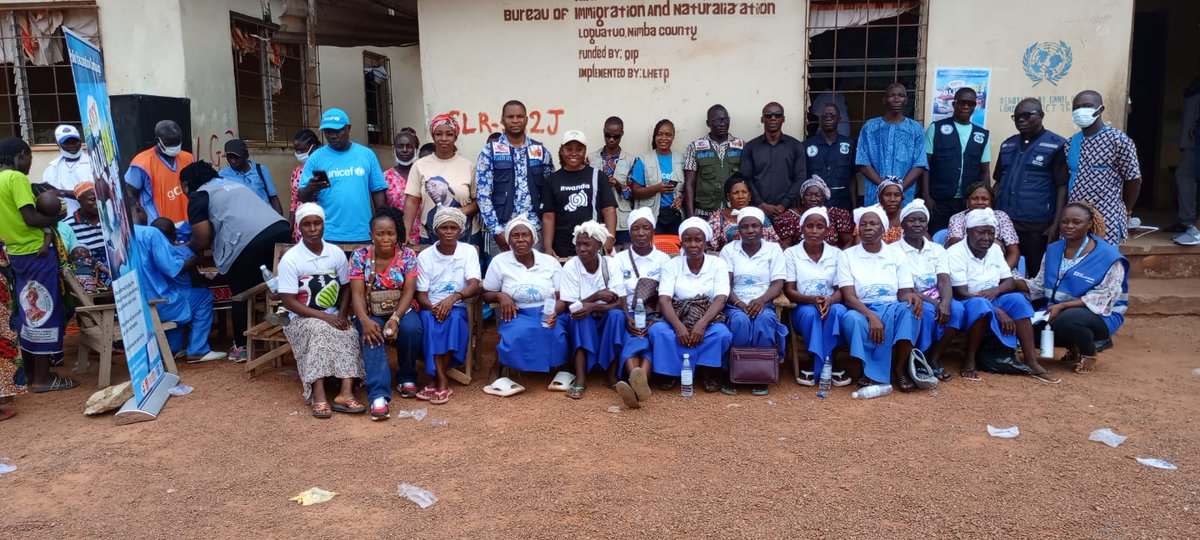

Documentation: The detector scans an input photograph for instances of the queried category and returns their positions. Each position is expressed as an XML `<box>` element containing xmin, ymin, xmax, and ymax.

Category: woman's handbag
<box><xmin>365</xmin><ymin>248</ymin><xmax>405</xmax><ymax>318</ymax></box>
<box><xmin>671</xmin><ymin>295</ymin><xmax>726</xmax><ymax>329</ymax></box>
<box><xmin>728</xmin><ymin>347</ymin><xmax>779</xmax><ymax>385</ymax></box>
<box><xmin>628</xmin><ymin>250</ymin><xmax>660</xmax><ymax>311</ymax></box>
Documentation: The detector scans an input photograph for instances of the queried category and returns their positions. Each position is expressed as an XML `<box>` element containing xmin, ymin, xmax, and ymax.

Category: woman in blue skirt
<box><xmin>650</xmin><ymin>217</ymin><xmax>733</xmax><ymax>392</ymax></box>
<box><xmin>783</xmin><ymin>207</ymin><xmax>850</xmax><ymax>387</ymax></box>
<box><xmin>837</xmin><ymin>205</ymin><xmax>924</xmax><ymax>390</ymax></box>
<box><xmin>612</xmin><ymin>207</ymin><xmax>672</xmax><ymax>407</ymax></box>
<box><xmin>895</xmin><ymin>199</ymin><xmax>961</xmax><ymax>382</ymax></box>
<box><xmin>414</xmin><ymin>207</ymin><xmax>481</xmax><ymax>405</ymax></box>
<box><xmin>719</xmin><ymin>206</ymin><xmax>787</xmax><ymax>395</ymax></box>
<box><xmin>947</xmin><ymin>208</ymin><xmax>1060</xmax><ymax>384</ymax></box>
<box><xmin>559</xmin><ymin>221</ymin><xmax>626</xmax><ymax>400</ymax></box>
<box><xmin>480</xmin><ymin>216</ymin><xmax>568</xmax><ymax>397</ymax></box>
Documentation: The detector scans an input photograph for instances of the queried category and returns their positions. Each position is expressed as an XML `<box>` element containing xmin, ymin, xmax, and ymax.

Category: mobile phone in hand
<box><xmin>312</xmin><ymin>170</ymin><xmax>330</xmax><ymax>188</ymax></box>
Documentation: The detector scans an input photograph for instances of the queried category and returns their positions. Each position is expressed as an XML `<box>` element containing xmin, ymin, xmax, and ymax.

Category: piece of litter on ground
<box><xmin>606</xmin><ymin>405</ymin><xmax>621</xmax><ymax>413</ymax></box>
<box><xmin>430</xmin><ymin>419</ymin><xmax>448</xmax><ymax>427</ymax></box>
<box><xmin>396</xmin><ymin>408</ymin><xmax>428</xmax><ymax>421</ymax></box>
<box><xmin>986</xmin><ymin>425</ymin><xmax>1020</xmax><ymax>439</ymax></box>
<box><xmin>1135</xmin><ymin>457</ymin><xmax>1177</xmax><ymax>470</ymax></box>
<box><xmin>1193</xmin><ymin>367</ymin><xmax>1200</xmax><ymax>376</ymax></box>
<box><xmin>726</xmin><ymin>403</ymin><xmax>741</xmax><ymax>408</ymax></box>
<box><xmin>817</xmin><ymin>391</ymin><xmax>827</xmax><ymax>398</ymax></box>
<box><xmin>777</xmin><ymin>437</ymin><xmax>787</xmax><ymax>441</ymax></box>
<box><xmin>0</xmin><ymin>463</ymin><xmax>15</xmax><ymax>475</ymax></box>
<box><xmin>289</xmin><ymin>410</ymin><xmax>299</xmax><ymax>416</ymax></box>
<box><xmin>166</xmin><ymin>488</ymin><xmax>176</xmax><ymax>494</ymax></box>
<box><xmin>397</xmin><ymin>483</ymin><xmax>438</xmax><ymax>508</ymax></box>
<box><xmin>167</xmin><ymin>384</ymin><xmax>193</xmax><ymax>396</ymax></box>
<box><xmin>1089</xmin><ymin>428</ymin><xmax>1127</xmax><ymax>448</ymax></box>
<box><xmin>290</xmin><ymin>487</ymin><xmax>337</xmax><ymax>506</ymax></box>
<box><xmin>765</xmin><ymin>400</ymin><xmax>776</xmax><ymax>406</ymax></box>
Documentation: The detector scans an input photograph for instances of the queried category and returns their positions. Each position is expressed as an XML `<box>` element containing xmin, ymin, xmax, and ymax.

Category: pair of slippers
<box><xmin>614</xmin><ymin>368</ymin><xmax>652</xmax><ymax>408</ymax></box>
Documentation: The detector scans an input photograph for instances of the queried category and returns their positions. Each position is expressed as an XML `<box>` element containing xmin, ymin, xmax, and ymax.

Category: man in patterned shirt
<box><xmin>476</xmin><ymin>100</ymin><xmax>556</xmax><ymax>252</ymax></box>
<box><xmin>682</xmin><ymin>104</ymin><xmax>744</xmax><ymax>218</ymax></box>
<box><xmin>1066</xmin><ymin>90</ymin><xmax>1142</xmax><ymax>244</ymax></box>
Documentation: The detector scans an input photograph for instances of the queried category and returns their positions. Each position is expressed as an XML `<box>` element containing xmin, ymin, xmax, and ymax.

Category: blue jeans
<box><xmin>355</xmin><ymin>311</ymin><xmax>422</xmax><ymax>402</ymax></box>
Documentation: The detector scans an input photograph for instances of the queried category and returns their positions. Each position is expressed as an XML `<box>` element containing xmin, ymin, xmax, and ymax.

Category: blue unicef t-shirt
<box><xmin>631</xmin><ymin>154</ymin><xmax>675</xmax><ymax>207</ymax></box>
<box><xmin>299</xmin><ymin>143</ymin><xmax>387</xmax><ymax>242</ymax></box>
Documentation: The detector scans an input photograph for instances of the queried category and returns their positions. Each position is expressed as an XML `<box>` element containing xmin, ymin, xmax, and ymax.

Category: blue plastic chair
<box><xmin>931</xmin><ymin>229</ymin><xmax>949</xmax><ymax>245</ymax></box>
<box><xmin>1017</xmin><ymin>256</ymin><xmax>1026</xmax><ymax>278</ymax></box>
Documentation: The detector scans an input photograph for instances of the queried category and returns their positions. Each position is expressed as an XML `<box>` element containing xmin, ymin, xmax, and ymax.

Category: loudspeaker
<box><xmin>109</xmin><ymin>94</ymin><xmax>192</xmax><ymax>174</ymax></box>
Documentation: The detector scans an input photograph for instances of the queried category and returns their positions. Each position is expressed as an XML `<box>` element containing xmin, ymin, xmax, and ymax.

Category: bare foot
<box><xmin>1075</xmin><ymin>355</ymin><xmax>1098</xmax><ymax>374</ymax></box>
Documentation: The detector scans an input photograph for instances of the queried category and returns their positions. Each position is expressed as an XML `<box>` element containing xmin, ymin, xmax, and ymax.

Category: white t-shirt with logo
<box><xmin>614</xmin><ymin>247</ymin><xmax>671</xmax><ymax>294</ymax></box>
<box><xmin>482</xmin><ymin>250</ymin><xmax>563</xmax><ymax>309</ymax></box>
<box><xmin>276</xmin><ymin>241</ymin><xmax>350</xmax><ymax>318</ymax></box>
<box><xmin>416</xmin><ymin>242</ymin><xmax>482</xmax><ymax>305</ymax></box>
<box><xmin>947</xmin><ymin>241</ymin><xmax>1010</xmax><ymax>295</ymax></box>
<box><xmin>897</xmin><ymin>238</ymin><xmax>950</xmax><ymax>297</ymax></box>
<box><xmin>719</xmin><ymin>239</ymin><xmax>786</xmax><ymax>301</ymax></box>
<box><xmin>559</xmin><ymin>255</ymin><xmax>625</xmax><ymax>304</ymax></box>
<box><xmin>783</xmin><ymin>243</ymin><xmax>842</xmax><ymax>297</ymax></box>
<box><xmin>836</xmin><ymin>243</ymin><xmax>914</xmax><ymax>305</ymax></box>
<box><xmin>660</xmin><ymin>254</ymin><xmax>730</xmax><ymax>301</ymax></box>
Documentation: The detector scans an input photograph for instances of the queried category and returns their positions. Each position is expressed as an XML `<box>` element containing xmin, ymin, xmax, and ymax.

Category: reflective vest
<box><xmin>130</xmin><ymin>147</ymin><xmax>193</xmax><ymax>222</ymax></box>
<box><xmin>1043</xmin><ymin>235</ymin><xmax>1128</xmax><ymax>335</ymax></box>
<box><xmin>928</xmin><ymin>118</ymin><xmax>987</xmax><ymax>199</ymax></box>
<box><xmin>693</xmin><ymin>136</ymin><xmax>742</xmax><ymax>212</ymax></box>
<box><xmin>486</xmin><ymin>138</ymin><xmax>549</xmax><ymax>223</ymax></box>
<box><xmin>995</xmin><ymin>129</ymin><xmax>1065</xmax><ymax>223</ymax></box>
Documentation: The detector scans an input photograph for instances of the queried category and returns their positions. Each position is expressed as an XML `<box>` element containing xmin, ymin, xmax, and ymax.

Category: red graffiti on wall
<box><xmin>194</xmin><ymin>129</ymin><xmax>238</xmax><ymax>164</ymax></box>
<box><xmin>441</xmin><ymin>109</ymin><xmax>565</xmax><ymax>136</ymax></box>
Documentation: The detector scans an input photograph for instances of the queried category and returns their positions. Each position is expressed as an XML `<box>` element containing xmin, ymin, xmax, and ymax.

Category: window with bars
<box><xmin>363</xmin><ymin>51</ymin><xmax>392</xmax><ymax>146</ymax></box>
<box><xmin>0</xmin><ymin>7</ymin><xmax>99</xmax><ymax>145</ymax></box>
<box><xmin>231</xmin><ymin>14</ymin><xmax>319</xmax><ymax>143</ymax></box>
<box><xmin>804</xmin><ymin>0</ymin><xmax>927</xmax><ymax>139</ymax></box>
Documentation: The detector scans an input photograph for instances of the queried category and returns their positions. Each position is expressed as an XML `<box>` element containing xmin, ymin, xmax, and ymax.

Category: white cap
<box><xmin>55</xmin><ymin>125</ymin><xmax>81</xmax><ymax>144</ymax></box>
<box><xmin>561</xmin><ymin>129</ymin><xmax>587</xmax><ymax>147</ymax></box>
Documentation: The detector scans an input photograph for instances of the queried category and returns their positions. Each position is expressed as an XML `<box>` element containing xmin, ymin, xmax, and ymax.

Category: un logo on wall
<box><xmin>1023</xmin><ymin>41</ymin><xmax>1073</xmax><ymax>87</ymax></box>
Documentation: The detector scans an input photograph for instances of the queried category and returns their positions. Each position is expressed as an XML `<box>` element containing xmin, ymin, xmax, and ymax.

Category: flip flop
<box><xmin>548</xmin><ymin>371</ymin><xmax>575</xmax><ymax>392</ymax></box>
<box><xmin>751</xmin><ymin>386</ymin><xmax>769</xmax><ymax>396</ymax></box>
<box><xmin>331</xmin><ymin>397</ymin><xmax>366</xmax><ymax>414</ymax></box>
<box><xmin>959</xmin><ymin>370</ymin><xmax>983</xmax><ymax>381</ymax></box>
<box><xmin>614</xmin><ymin>381</ymin><xmax>640</xmax><ymax>408</ymax></box>
<box><xmin>32</xmin><ymin>375</ymin><xmax>78</xmax><ymax>393</ymax></box>
<box><xmin>1030</xmin><ymin>371</ymin><xmax>1062</xmax><ymax>384</ymax></box>
<box><xmin>429</xmin><ymin>388</ymin><xmax>453</xmax><ymax>405</ymax></box>
<box><xmin>483</xmin><ymin>376</ymin><xmax>526</xmax><ymax>397</ymax></box>
<box><xmin>566</xmin><ymin>385</ymin><xmax>584</xmax><ymax>399</ymax></box>
<box><xmin>311</xmin><ymin>402</ymin><xmax>332</xmax><ymax>419</ymax></box>
<box><xmin>796</xmin><ymin>370</ymin><xmax>816</xmax><ymax>387</ymax></box>
<box><xmin>629</xmin><ymin>367</ymin><xmax>652</xmax><ymax>402</ymax></box>
<box><xmin>831</xmin><ymin>370</ymin><xmax>853</xmax><ymax>387</ymax></box>
<box><xmin>415</xmin><ymin>386</ymin><xmax>438</xmax><ymax>401</ymax></box>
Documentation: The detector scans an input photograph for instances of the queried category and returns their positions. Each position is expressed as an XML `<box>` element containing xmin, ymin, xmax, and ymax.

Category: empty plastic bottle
<box><xmin>260</xmin><ymin>265</ymin><xmax>278</xmax><ymax>293</ymax></box>
<box><xmin>818</xmin><ymin>355</ymin><xmax>832</xmax><ymax>391</ymax></box>
<box><xmin>680</xmin><ymin>354</ymin><xmax>693</xmax><ymax>397</ymax></box>
<box><xmin>634</xmin><ymin>298</ymin><xmax>646</xmax><ymax>330</ymax></box>
<box><xmin>541</xmin><ymin>297</ymin><xmax>556</xmax><ymax>328</ymax></box>
<box><xmin>851</xmin><ymin>384</ymin><xmax>893</xmax><ymax>399</ymax></box>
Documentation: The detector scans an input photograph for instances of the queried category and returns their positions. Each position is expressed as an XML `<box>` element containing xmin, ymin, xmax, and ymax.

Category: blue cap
<box><xmin>319</xmin><ymin>108</ymin><xmax>350</xmax><ymax>130</ymax></box>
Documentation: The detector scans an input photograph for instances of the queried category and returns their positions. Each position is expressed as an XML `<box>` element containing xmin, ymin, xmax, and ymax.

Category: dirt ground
<box><xmin>1</xmin><ymin>316</ymin><xmax>1197</xmax><ymax>539</ymax></box>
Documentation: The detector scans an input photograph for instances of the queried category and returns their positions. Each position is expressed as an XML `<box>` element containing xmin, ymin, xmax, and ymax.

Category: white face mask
<box><xmin>60</xmin><ymin>148</ymin><xmax>82</xmax><ymax>160</ymax></box>
<box><xmin>158</xmin><ymin>138</ymin><xmax>182</xmax><ymax>157</ymax></box>
<box><xmin>295</xmin><ymin>149</ymin><xmax>311</xmax><ymax>162</ymax></box>
<box><xmin>395</xmin><ymin>153</ymin><xmax>416</xmax><ymax>166</ymax></box>
<box><xmin>1072</xmin><ymin>107</ymin><xmax>1099</xmax><ymax>129</ymax></box>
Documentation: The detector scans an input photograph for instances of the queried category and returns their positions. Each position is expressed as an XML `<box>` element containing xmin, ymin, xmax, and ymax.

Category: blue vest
<box><xmin>487</xmin><ymin>139</ymin><xmax>549</xmax><ymax>223</ymax></box>
<box><xmin>995</xmin><ymin>129</ymin><xmax>1065</xmax><ymax>223</ymax></box>
<box><xmin>929</xmin><ymin>118</ymin><xmax>988</xmax><ymax>199</ymax></box>
<box><xmin>803</xmin><ymin>133</ymin><xmax>855</xmax><ymax>209</ymax></box>
<box><xmin>1043</xmin><ymin>235</ymin><xmax>1128</xmax><ymax>335</ymax></box>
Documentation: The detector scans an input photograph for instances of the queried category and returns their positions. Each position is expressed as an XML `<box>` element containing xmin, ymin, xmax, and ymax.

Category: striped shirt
<box><xmin>66</xmin><ymin>210</ymin><xmax>106</xmax><ymax>265</ymax></box>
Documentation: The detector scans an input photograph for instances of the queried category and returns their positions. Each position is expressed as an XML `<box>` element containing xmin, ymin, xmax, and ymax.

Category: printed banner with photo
<box><xmin>64</xmin><ymin>27</ymin><xmax>165</xmax><ymax>405</ymax></box>
<box><xmin>930</xmin><ymin>67</ymin><xmax>992</xmax><ymax>127</ymax></box>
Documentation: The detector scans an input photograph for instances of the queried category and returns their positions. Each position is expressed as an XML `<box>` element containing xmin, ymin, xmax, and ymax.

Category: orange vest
<box><xmin>130</xmin><ymin>148</ymin><xmax>194</xmax><ymax>222</ymax></box>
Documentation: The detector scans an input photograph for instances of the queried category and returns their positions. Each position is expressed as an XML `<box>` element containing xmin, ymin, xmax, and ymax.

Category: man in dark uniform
<box><xmin>993</xmin><ymin>98</ymin><xmax>1068</xmax><ymax>272</ymax></box>
<box><xmin>923</xmin><ymin>87</ymin><xmax>990</xmax><ymax>232</ymax></box>
<box><xmin>804</xmin><ymin>103</ymin><xmax>856</xmax><ymax>210</ymax></box>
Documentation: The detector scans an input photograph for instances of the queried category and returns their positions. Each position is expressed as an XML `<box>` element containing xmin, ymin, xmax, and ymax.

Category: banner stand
<box><xmin>114</xmin><ymin>372</ymin><xmax>180</xmax><ymax>425</ymax></box>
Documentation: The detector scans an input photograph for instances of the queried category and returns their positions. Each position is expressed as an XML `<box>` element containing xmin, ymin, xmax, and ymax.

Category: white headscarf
<box><xmin>799</xmin><ymin>206</ymin><xmax>829</xmax><ymax>226</ymax></box>
<box><xmin>628</xmin><ymin>206</ymin><xmax>656</xmax><ymax>229</ymax></box>
<box><xmin>504</xmin><ymin>216</ymin><xmax>538</xmax><ymax>244</ymax></box>
<box><xmin>295</xmin><ymin>203</ymin><xmax>325</xmax><ymax>224</ymax></box>
<box><xmin>572</xmin><ymin>220</ymin><xmax>610</xmax><ymax>245</ymax></box>
<box><xmin>964</xmin><ymin>207</ymin><xmax>999</xmax><ymax>229</ymax></box>
<box><xmin>678</xmin><ymin>216</ymin><xmax>713</xmax><ymax>242</ymax></box>
<box><xmin>734</xmin><ymin>206</ymin><xmax>766</xmax><ymax>226</ymax></box>
<box><xmin>852</xmin><ymin>204</ymin><xmax>889</xmax><ymax>231</ymax></box>
<box><xmin>900</xmin><ymin>198</ymin><xmax>930</xmax><ymax>222</ymax></box>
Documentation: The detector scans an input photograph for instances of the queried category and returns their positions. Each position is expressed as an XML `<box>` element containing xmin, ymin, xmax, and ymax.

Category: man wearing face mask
<box><xmin>42</xmin><ymin>125</ymin><xmax>92</xmax><ymax>218</ymax></box>
<box><xmin>992</xmin><ymin>98</ymin><xmax>1068</xmax><ymax>272</ymax></box>
<box><xmin>125</xmin><ymin>119</ymin><xmax>194</xmax><ymax>223</ymax></box>
<box><xmin>1065</xmin><ymin>90</ymin><xmax>1142</xmax><ymax>245</ymax></box>
<box><xmin>218</xmin><ymin>138</ymin><xmax>283</xmax><ymax>215</ymax></box>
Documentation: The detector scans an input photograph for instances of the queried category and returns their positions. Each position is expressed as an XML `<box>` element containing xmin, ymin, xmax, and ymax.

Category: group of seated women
<box><xmin>275</xmin><ymin>180</ymin><xmax>1129</xmax><ymax>418</ymax></box>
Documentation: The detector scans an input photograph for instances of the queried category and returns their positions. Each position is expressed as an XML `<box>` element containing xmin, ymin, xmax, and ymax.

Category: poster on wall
<box><xmin>64</xmin><ymin>27</ymin><xmax>165</xmax><ymax>406</ymax></box>
<box><xmin>930</xmin><ymin>67</ymin><xmax>991</xmax><ymax>126</ymax></box>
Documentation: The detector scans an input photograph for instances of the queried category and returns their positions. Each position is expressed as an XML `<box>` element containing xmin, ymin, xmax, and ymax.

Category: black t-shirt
<box><xmin>187</xmin><ymin>190</ymin><xmax>210</xmax><ymax>223</ymax></box>
<box><xmin>541</xmin><ymin>166</ymin><xmax>616</xmax><ymax>256</ymax></box>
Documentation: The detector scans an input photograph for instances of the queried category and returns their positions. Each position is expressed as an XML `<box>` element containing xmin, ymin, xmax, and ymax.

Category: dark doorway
<box><xmin>1127</xmin><ymin>10</ymin><xmax>1167</xmax><ymax>209</ymax></box>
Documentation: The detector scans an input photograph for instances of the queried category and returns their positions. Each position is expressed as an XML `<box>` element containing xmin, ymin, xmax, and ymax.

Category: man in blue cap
<box><xmin>297</xmin><ymin>108</ymin><xmax>387</xmax><ymax>243</ymax></box>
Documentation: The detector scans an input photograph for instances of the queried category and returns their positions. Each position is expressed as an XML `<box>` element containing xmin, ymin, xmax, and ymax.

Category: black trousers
<box><xmin>1039</xmin><ymin>307</ymin><xmax>1110</xmax><ymax>356</ymax></box>
<box><xmin>929</xmin><ymin>197</ymin><xmax>965</xmax><ymax>233</ymax></box>
<box><xmin>1012</xmin><ymin>220</ymin><xmax>1052</xmax><ymax>277</ymax></box>
<box><xmin>226</xmin><ymin>221</ymin><xmax>293</xmax><ymax>347</ymax></box>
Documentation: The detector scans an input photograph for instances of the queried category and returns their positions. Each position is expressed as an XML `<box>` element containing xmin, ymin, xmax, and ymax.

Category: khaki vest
<box><xmin>636</xmin><ymin>150</ymin><xmax>684</xmax><ymax>219</ymax></box>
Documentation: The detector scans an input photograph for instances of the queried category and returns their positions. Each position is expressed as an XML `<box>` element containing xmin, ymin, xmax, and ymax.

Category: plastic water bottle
<box><xmin>260</xmin><ymin>264</ymin><xmax>278</xmax><ymax>293</ymax></box>
<box><xmin>541</xmin><ymin>297</ymin><xmax>556</xmax><ymax>328</ymax></box>
<box><xmin>818</xmin><ymin>356</ymin><xmax>832</xmax><ymax>391</ymax></box>
<box><xmin>680</xmin><ymin>354</ymin><xmax>693</xmax><ymax>397</ymax></box>
<box><xmin>1039</xmin><ymin>326</ymin><xmax>1055</xmax><ymax>359</ymax></box>
<box><xmin>852</xmin><ymin>384</ymin><xmax>892</xmax><ymax>399</ymax></box>
<box><xmin>634</xmin><ymin>298</ymin><xmax>646</xmax><ymax>330</ymax></box>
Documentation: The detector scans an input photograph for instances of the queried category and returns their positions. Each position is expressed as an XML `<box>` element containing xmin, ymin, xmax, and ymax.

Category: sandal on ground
<box><xmin>1074</xmin><ymin>355</ymin><xmax>1099</xmax><ymax>374</ymax></box>
<box><xmin>1058</xmin><ymin>350</ymin><xmax>1082</xmax><ymax>368</ymax></box>
<box><xmin>331</xmin><ymin>397</ymin><xmax>366</xmax><ymax>414</ymax></box>
<box><xmin>629</xmin><ymin>367</ymin><xmax>652</xmax><ymax>402</ymax></box>
<box><xmin>566</xmin><ymin>385</ymin><xmax>585</xmax><ymax>400</ymax></box>
<box><xmin>397</xmin><ymin>383</ymin><xmax>418</xmax><ymax>399</ymax></box>
<box><xmin>932</xmin><ymin>367</ymin><xmax>952</xmax><ymax>382</ymax></box>
<box><xmin>415</xmin><ymin>386</ymin><xmax>438</xmax><ymax>401</ymax></box>
<box><xmin>429</xmin><ymin>388</ymin><xmax>453</xmax><ymax>405</ymax></box>
<box><xmin>0</xmin><ymin>408</ymin><xmax>15</xmax><ymax>421</ymax></box>
<box><xmin>1030</xmin><ymin>371</ymin><xmax>1062</xmax><ymax>384</ymax></box>
<box><xmin>959</xmin><ymin>369</ymin><xmax>983</xmax><ymax>381</ymax></box>
<box><xmin>896</xmin><ymin>373</ymin><xmax>917</xmax><ymax>393</ymax></box>
<box><xmin>795</xmin><ymin>370</ymin><xmax>816</xmax><ymax>387</ymax></box>
<box><xmin>32</xmin><ymin>375</ymin><xmax>79</xmax><ymax>393</ymax></box>
<box><xmin>614</xmin><ymin>381</ymin><xmax>640</xmax><ymax>408</ymax></box>
<box><xmin>751</xmin><ymin>386</ymin><xmax>769</xmax><ymax>396</ymax></box>
<box><xmin>702</xmin><ymin>380</ymin><xmax>721</xmax><ymax>393</ymax></box>
<box><xmin>659</xmin><ymin>378</ymin><xmax>678</xmax><ymax>391</ymax></box>
<box><xmin>831</xmin><ymin>371</ymin><xmax>853</xmax><ymax>387</ymax></box>
<box><xmin>719</xmin><ymin>384</ymin><xmax>738</xmax><ymax>396</ymax></box>
<box><xmin>311</xmin><ymin>402</ymin><xmax>332</xmax><ymax>419</ymax></box>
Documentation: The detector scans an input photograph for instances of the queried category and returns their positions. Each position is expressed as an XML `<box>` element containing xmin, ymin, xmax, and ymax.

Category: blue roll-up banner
<box><xmin>64</xmin><ymin>27</ymin><xmax>165</xmax><ymax>406</ymax></box>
